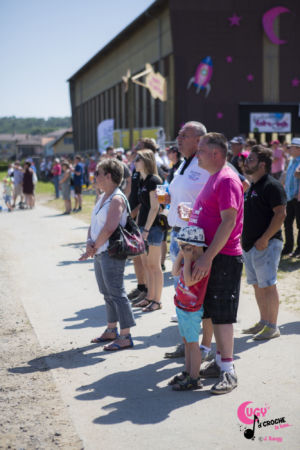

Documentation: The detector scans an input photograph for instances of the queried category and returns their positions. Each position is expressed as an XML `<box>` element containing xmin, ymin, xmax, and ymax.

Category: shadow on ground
<box><xmin>57</xmin><ymin>259</ymin><xmax>93</xmax><ymax>266</ymax></box>
<box><xmin>8</xmin><ymin>345</ymin><xmax>106</xmax><ymax>373</ymax></box>
<box><xmin>75</xmin><ymin>359</ymin><xmax>212</xmax><ymax>425</ymax></box>
<box><xmin>279</xmin><ymin>257</ymin><xmax>300</xmax><ymax>273</ymax></box>
<box><xmin>61</xmin><ymin>241</ymin><xmax>86</xmax><ymax>249</ymax></box>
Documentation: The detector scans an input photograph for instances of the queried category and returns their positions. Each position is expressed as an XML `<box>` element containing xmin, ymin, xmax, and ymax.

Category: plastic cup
<box><xmin>179</xmin><ymin>202</ymin><xmax>192</xmax><ymax>221</ymax></box>
<box><xmin>156</xmin><ymin>185</ymin><xmax>168</xmax><ymax>203</ymax></box>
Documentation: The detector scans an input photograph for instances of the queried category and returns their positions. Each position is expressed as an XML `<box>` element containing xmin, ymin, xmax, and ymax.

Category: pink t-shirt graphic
<box><xmin>189</xmin><ymin>166</ymin><xmax>244</xmax><ymax>256</ymax></box>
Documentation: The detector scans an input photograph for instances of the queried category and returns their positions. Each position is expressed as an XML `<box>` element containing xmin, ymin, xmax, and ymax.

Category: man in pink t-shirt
<box><xmin>188</xmin><ymin>132</ymin><xmax>244</xmax><ymax>395</ymax></box>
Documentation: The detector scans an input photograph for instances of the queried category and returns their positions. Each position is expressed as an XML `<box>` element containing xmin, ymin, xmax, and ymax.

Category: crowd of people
<box><xmin>2</xmin><ymin>125</ymin><xmax>300</xmax><ymax>395</ymax></box>
<box><xmin>2</xmin><ymin>160</ymin><xmax>37</xmax><ymax>211</ymax></box>
<box><xmin>77</xmin><ymin>123</ymin><xmax>300</xmax><ymax>395</ymax></box>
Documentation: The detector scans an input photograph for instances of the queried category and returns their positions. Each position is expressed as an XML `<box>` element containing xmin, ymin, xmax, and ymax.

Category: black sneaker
<box><xmin>199</xmin><ymin>359</ymin><xmax>221</xmax><ymax>378</ymax></box>
<box><xmin>128</xmin><ymin>288</ymin><xmax>142</xmax><ymax>300</ymax></box>
<box><xmin>281</xmin><ymin>247</ymin><xmax>292</xmax><ymax>256</ymax></box>
<box><xmin>210</xmin><ymin>369</ymin><xmax>238</xmax><ymax>395</ymax></box>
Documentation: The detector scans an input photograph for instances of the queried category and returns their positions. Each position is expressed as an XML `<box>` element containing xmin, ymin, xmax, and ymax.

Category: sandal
<box><xmin>103</xmin><ymin>334</ymin><xmax>134</xmax><ymax>351</ymax></box>
<box><xmin>168</xmin><ymin>371</ymin><xmax>189</xmax><ymax>386</ymax></box>
<box><xmin>142</xmin><ymin>300</ymin><xmax>162</xmax><ymax>312</ymax></box>
<box><xmin>172</xmin><ymin>376</ymin><xmax>203</xmax><ymax>391</ymax></box>
<box><xmin>90</xmin><ymin>327</ymin><xmax>119</xmax><ymax>343</ymax></box>
<box><xmin>132</xmin><ymin>298</ymin><xmax>151</xmax><ymax>308</ymax></box>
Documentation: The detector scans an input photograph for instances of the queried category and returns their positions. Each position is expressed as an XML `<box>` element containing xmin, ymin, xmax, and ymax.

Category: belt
<box><xmin>173</xmin><ymin>226</ymin><xmax>181</xmax><ymax>233</ymax></box>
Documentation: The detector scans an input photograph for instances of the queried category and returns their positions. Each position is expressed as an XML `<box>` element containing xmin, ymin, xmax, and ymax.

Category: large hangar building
<box><xmin>68</xmin><ymin>0</ymin><xmax>300</xmax><ymax>152</ymax></box>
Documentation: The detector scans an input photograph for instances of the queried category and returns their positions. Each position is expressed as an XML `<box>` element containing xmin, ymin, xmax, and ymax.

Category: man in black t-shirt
<box><xmin>242</xmin><ymin>145</ymin><xmax>287</xmax><ymax>340</ymax></box>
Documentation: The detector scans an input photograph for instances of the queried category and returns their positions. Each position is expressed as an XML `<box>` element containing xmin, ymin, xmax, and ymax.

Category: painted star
<box><xmin>228</xmin><ymin>13</ymin><xmax>242</xmax><ymax>26</ymax></box>
<box><xmin>217</xmin><ymin>112</ymin><xmax>223</xmax><ymax>119</ymax></box>
<box><xmin>292</xmin><ymin>78</ymin><xmax>300</xmax><ymax>87</ymax></box>
<box><xmin>247</xmin><ymin>74</ymin><xmax>254</xmax><ymax>82</ymax></box>
<box><xmin>226</xmin><ymin>56</ymin><xmax>233</xmax><ymax>63</ymax></box>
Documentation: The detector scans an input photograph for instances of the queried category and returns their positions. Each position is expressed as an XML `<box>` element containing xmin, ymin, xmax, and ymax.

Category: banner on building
<box><xmin>97</xmin><ymin>119</ymin><xmax>114</xmax><ymax>154</ymax></box>
<box><xmin>250</xmin><ymin>112</ymin><xmax>291</xmax><ymax>132</ymax></box>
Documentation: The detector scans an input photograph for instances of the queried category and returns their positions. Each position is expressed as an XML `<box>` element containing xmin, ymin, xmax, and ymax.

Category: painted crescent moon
<box><xmin>237</xmin><ymin>401</ymin><xmax>253</xmax><ymax>425</ymax></box>
<box><xmin>262</xmin><ymin>6</ymin><xmax>290</xmax><ymax>45</ymax></box>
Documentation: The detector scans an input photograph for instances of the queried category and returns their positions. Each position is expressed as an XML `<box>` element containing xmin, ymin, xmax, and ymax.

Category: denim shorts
<box><xmin>203</xmin><ymin>253</ymin><xmax>243</xmax><ymax>324</ymax></box>
<box><xmin>176</xmin><ymin>306</ymin><xmax>203</xmax><ymax>343</ymax></box>
<box><xmin>140</xmin><ymin>225</ymin><xmax>164</xmax><ymax>247</ymax></box>
<box><xmin>243</xmin><ymin>238</ymin><xmax>283</xmax><ymax>288</ymax></box>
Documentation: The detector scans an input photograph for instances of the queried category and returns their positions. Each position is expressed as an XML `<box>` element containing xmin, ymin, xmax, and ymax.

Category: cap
<box><xmin>238</xmin><ymin>151</ymin><xmax>250</xmax><ymax>158</ymax></box>
<box><xmin>176</xmin><ymin>226</ymin><xmax>207</xmax><ymax>247</ymax></box>
<box><xmin>116</xmin><ymin>147</ymin><xmax>125</xmax><ymax>154</ymax></box>
<box><xmin>230</xmin><ymin>136</ymin><xmax>244</xmax><ymax>144</ymax></box>
<box><xmin>291</xmin><ymin>137</ymin><xmax>300</xmax><ymax>147</ymax></box>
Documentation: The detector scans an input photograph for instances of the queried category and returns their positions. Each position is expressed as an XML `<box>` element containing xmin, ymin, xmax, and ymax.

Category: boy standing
<box><xmin>170</xmin><ymin>226</ymin><xmax>210</xmax><ymax>391</ymax></box>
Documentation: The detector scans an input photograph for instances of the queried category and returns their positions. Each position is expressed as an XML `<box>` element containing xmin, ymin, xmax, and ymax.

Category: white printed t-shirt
<box><xmin>168</xmin><ymin>156</ymin><xmax>210</xmax><ymax>228</ymax></box>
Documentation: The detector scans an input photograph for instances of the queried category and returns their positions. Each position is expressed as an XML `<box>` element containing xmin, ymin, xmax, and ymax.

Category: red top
<box><xmin>174</xmin><ymin>262</ymin><xmax>210</xmax><ymax>312</ymax></box>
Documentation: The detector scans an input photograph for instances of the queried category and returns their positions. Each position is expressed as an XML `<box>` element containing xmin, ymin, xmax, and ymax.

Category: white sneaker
<box><xmin>170</xmin><ymin>315</ymin><xmax>178</xmax><ymax>322</ymax></box>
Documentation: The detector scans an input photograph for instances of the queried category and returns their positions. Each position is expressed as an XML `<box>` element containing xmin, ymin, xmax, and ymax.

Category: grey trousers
<box><xmin>94</xmin><ymin>251</ymin><xmax>136</xmax><ymax>330</ymax></box>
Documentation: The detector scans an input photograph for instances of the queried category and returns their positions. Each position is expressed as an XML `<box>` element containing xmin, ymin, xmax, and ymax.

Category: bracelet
<box><xmin>143</xmin><ymin>228</ymin><xmax>149</xmax><ymax>233</ymax></box>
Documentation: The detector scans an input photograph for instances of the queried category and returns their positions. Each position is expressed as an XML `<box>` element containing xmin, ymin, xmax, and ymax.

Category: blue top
<box><xmin>285</xmin><ymin>156</ymin><xmax>300</xmax><ymax>201</ymax></box>
<box><xmin>73</xmin><ymin>163</ymin><xmax>83</xmax><ymax>186</ymax></box>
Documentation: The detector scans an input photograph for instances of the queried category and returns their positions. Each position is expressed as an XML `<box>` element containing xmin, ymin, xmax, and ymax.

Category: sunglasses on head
<box><xmin>135</xmin><ymin>155</ymin><xmax>142</xmax><ymax>162</ymax></box>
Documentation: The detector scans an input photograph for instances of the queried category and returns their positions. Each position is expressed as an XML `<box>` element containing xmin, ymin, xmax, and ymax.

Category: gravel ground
<box><xmin>0</xmin><ymin>245</ymin><xmax>83</xmax><ymax>450</ymax></box>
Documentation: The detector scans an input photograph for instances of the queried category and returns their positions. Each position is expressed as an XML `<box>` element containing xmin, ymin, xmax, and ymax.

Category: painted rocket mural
<box><xmin>187</xmin><ymin>56</ymin><xmax>213</xmax><ymax>97</ymax></box>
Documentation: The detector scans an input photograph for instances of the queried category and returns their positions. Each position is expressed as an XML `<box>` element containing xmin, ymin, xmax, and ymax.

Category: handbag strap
<box><xmin>96</xmin><ymin>189</ymin><xmax>131</xmax><ymax>216</ymax></box>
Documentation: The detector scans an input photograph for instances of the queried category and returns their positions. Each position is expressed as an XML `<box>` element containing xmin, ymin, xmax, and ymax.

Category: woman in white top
<box><xmin>79</xmin><ymin>159</ymin><xmax>136</xmax><ymax>351</ymax></box>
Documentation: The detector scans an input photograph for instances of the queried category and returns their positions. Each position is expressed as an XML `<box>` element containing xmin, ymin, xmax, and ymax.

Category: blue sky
<box><xmin>0</xmin><ymin>0</ymin><xmax>153</xmax><ymax>118</ymax></box>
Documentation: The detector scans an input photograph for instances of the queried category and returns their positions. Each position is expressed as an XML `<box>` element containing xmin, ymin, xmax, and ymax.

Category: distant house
<box><xmin>16</xmin><ymin>135</ymin><xmax>54</xmax><ymax>159</ymax></box>
<box><xmin>0</xmin><ymin>134</ymin><xmax>27</xmax><ymax>159</ymax></box>
<box><xmin>44</xmin><ymin>129</ymin><xmax>74</xmax><ymax>156</ymax></box>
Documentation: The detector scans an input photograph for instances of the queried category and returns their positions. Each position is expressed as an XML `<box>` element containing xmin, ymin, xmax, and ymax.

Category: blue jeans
<box><xmin>94</xmin><ymin>251</ymin><xmax>136</xmax><ymax>330</ymax></box>
<box><xmin>53</xmin><ymin>175</ymin><xmax>60</xmax><ymax>198</ymax></box>
<box><xmin>170</xmin><ymin>229</ymin><xmax>180</xmax><ymax>287</ymax></box>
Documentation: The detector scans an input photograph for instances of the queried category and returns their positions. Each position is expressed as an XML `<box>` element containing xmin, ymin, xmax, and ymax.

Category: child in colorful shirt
<box><xmin>3</xmin><ymin>176</ymin><xmax>13</xmax><ymax>211</ymax></box>
<box><xmin>170</xmin><ymin>226</ymin><xmax>210</xmax><ymax>391</ymax></box>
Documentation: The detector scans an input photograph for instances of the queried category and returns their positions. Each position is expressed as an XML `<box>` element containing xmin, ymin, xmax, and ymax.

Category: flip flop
<box><xmin>132</xmin><ymin>298</ymin><xmax>151</xmax><ymax>308</ymax></box>
<box><xmin>90</xmin><ymin>328</ymin><xmax>119</xmax><ymax>343</ymax></box>
<box><xmin>103</xmin><ymin>336</ymin><xmax>134</xmax><ymax>351</ymax></box>
<box><xmin>142</xmin><ymin>300</ymin><xmax>162</xmax><ymax>312</ymax></box>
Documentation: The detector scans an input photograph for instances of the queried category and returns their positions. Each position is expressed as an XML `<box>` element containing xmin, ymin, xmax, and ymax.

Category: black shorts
<box><xmin>74</xmin><ymin>185</ymin><xmax>82</xmax><ymax>194</ymax></box>
<box><xmin>203</xmin><ymin>253</ymin><xmax>243</xmax><ymax>324</ymax></box>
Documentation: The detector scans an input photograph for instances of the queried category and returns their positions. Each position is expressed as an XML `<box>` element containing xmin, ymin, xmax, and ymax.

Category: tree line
<box><xmin>0</xmin><ymin>116</ymin><xmax>71</xmax><ymax>135</ymax></box>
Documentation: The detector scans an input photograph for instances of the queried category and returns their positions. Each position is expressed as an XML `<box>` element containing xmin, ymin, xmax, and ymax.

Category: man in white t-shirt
<box><xmin>163</xmin><ymin>121</ymin><xmax>211</xmax><ymax>359</ymax></box>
